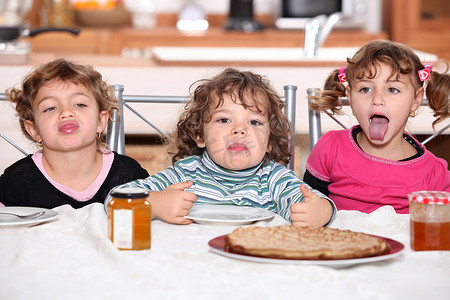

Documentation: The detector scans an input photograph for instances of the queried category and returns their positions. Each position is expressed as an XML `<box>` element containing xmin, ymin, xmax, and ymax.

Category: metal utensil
<box><xmin>0</xmin><ymin>211</ymin><xmax>45</xmax><ymax>219</ymax></box>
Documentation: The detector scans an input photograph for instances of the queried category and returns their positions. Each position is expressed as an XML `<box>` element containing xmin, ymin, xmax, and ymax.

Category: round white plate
<box><xmin>208</xmin><ymin>235</ymin><xmax>405</xmax><ymax>269</ymax></box>
<box><xmin>185</xmin><ymin>204</ymin><xmax>275</xmax><ymax>225</ymax></box>
<box><xmin>0</xmin><ymin>207</ymin><xmax>58</xmax><ymax>227</ymax></box>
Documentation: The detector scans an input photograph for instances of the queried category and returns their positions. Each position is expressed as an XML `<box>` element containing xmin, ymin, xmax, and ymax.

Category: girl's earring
<box><xmin>96</xmin><ymin>132</ymin><xmax>101</xmax><ymax>140</ymax></box>
<box><xmin>37</xmin><ymin>140</ymin><xmax>43</xmax><ymax>147</ymax></box>
<box><xmin>409</xmin><ymin>111</ymin><xmax>416</xmax><ymax>118</ymax></box>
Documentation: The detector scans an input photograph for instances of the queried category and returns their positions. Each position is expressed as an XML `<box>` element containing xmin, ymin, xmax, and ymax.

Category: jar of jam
<box><xmin>408</xmin><ymin>191</ymin><xmax>450</xmax><ymax>251</ymax></box>
<box><xmin>107</xmin><ymin>187</ymin><xmax>151</xmax><ymax>250</ymax></box>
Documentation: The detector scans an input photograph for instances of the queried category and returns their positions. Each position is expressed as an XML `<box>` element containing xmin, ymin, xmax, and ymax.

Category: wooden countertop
<box><xmin>26</xmin><ymin>26</ymin><xmax>389</xmax><ymax>57</ymax></box>
<box><xmin>23</xmin><ymin>53</ymin><xmax>157</xmax><ymax>67</ymax></box>
<box><xmin>108</xmin><ymin>26</ymin><xmax>388</xmax><ymax>48</ymax></box>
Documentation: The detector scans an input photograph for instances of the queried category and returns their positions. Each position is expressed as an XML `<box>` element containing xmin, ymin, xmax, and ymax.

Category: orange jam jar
<box><xmin>408</xmin><ymin>191</ymin><xmax>450</xmax><ymax>251</ymax></box>
<box><xmin>107</xmin><ymin>187</ymin><xmax>151</xmax><ymax>250</ymax></box>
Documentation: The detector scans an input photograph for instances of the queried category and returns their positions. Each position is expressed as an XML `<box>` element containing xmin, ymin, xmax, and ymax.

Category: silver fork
<box><xmin>0</xmin><ymin>211</ymin><xmax>45</xmax><ymax>219</ymax></box>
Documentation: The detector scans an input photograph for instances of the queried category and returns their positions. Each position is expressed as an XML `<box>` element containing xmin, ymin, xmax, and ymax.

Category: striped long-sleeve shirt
<box><xmin>107</xmin><ymin>151</ymin><xmax>336</xmax><ymax>222</ymax></box>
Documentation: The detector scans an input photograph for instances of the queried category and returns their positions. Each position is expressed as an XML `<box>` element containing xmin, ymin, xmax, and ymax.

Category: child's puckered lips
<box><xmin>58</xmin><ymin>120</ymin><xmax>79</xmax><ymax>134</ymax></box>
<box><xmin>228</xmin><ymin>143</ymin><xmax>248</xmax><ymax>151</ymax></box>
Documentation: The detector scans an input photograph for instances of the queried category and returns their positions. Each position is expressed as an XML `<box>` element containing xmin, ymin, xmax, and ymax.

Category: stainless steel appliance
<box><xmin>224</xmin><ymin>0</ymin><xmax>263</xmax><ymax>32</ymax></box>
<box><xmin>275</xmin><ymin>0</ymin><xmax>382</xmax><ymax>33</ymax></box>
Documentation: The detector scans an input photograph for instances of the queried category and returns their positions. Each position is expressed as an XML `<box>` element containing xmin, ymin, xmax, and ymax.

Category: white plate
<box><xmin>0</xmin><ymin>207</ymin><xmax>58</xmax><ymax>227</ymax></box>
<box><xmin>185</xmin><ymin>204</ymin><xmax>275</xmax><ymax>225</ymax></box>
<box><xmin>208</xmin><ymin>235</ymin><xmax>405</xmax><ymax>269</ymax></box>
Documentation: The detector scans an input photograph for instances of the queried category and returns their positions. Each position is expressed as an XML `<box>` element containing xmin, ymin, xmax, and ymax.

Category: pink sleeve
<box><xmin>427</xmin><ymin>157</ymin><xmax>450</xmax><ymax>192</ymax></box>
<box><xmin>305</xmin><ymin>131</ymin><xmax>338</xmax><ymax>182</ymax></box>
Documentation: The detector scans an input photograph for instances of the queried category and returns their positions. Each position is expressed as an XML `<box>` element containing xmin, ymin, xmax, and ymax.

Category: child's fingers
<box><xmin>169</xmin><ymin>181</ymin><xmax>193</xmax><ymax>191</ymax></box>
<box><xmin>290</xmin><ymin>202</ymin><xmax>313</xmax><ymax>225</ymax></box>
<box><xmin>170</xmin><ymin>215</ymin><xmax>193</xmax><ymax>225</ymax></box>
<box><xmin>183</xmin><ymin>191</ymin><xmax>198</xmax><ymax>203</ymax></box>
<box><xmin>178</xmin><ymin>216</ymin><xmax>194</xmax><ymax>225</ymax></box>
<box><xmin>291</xmin><ymin>220</ymin><xmax>309</xmax><ymax>227</ymax></box>
<box><xmin>178</xmin><ymin>205</ymin><xmax>196</xmax><ymax>225</ymax></box>
<box><xmin>180</xmin><ymin>196</ymin><xmax>197</xmax><ymax>211</ymax></box>
<box><xmin>169</xmin><ymin>181</ymin><xmax>197</xmax><ymax>203</ymax></box>
<box><xmin>290</xmin><ymin>202</ymin><xmax>306</xmax><ymax>213</ymax></box>
<box><xmin>300</xmin><ymin>184</ymin><xmax>314</xmax><ymax>199</ymax></box>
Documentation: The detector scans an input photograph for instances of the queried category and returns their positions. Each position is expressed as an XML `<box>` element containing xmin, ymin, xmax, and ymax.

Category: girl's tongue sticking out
<box><xmin>369</xmin><ymin>115</ymin><xmax>389</xmax><ymax>141</ymax></box>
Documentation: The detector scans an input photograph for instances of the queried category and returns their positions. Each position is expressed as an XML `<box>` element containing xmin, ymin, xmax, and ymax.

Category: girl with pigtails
<box><xmin>304</xmin><ymin>40</ymin><xmax>450</xmax><ymax>214</ymax></box>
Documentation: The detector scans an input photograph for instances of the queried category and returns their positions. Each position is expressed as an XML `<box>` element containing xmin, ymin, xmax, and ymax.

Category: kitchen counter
<box><xmin>26</xmin><ymin>26</ymin><xmax>389</xmax><ymax>56</ymax></box>
<box><xmin>20</xmin><ymin>52</ymin><xmax>158</xmax><ymax>67</ymax></box>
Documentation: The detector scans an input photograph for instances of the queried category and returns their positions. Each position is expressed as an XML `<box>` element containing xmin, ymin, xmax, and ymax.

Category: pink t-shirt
<box><xmin>305</xmin><ymin>127</ymin><xmax>450</xmax><ymax>213</ymax></box>
<box><xmin>32</xmin><ymin>150</ymin><xmax>114</xmax><ymax>202</ymax></box>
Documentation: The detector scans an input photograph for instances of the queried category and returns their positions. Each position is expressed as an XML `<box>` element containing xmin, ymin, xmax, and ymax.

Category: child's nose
<box><xmin>232</xmin><ymin>125</ymin><xmax>247</xmax><ymax>135</ymax></box>
<box><xmin>59</xmin><ymin>106</ymin><xmax>75</xmax><ymax>118</ymax></box>
<box><xmin>371</xmin><ymin>90</ymin><xmax>385</xmax><ymax>106</ymax></box>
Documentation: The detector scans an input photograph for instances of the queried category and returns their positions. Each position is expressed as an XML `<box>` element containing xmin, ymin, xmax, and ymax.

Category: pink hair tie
<box><xmin>338</xmin><ymin>67</ymin><xmax>347</xmax><ymax>83</ymax></box>
<box><xmin>418</xmin><ymin>63</ymin><xmax>433</xmax><ymax>81</ymax></box>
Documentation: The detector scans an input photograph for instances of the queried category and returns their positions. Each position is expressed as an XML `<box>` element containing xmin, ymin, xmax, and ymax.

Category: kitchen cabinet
<box><xmin>23</xmin><ymin>3</ymin><xmax>450</xmax><ymax>59</ymax></box>
<box><xmin>390</xmin><ymin>0</ymin><xmax>450</xmax><ymax>60</ymax></box>
<box><xmin>25</xmin><ymin>26</ymin><xmax>388</xmax><ymax>56</ymax></box>
<box><xmin>26</xmin><ymin>28</ymin><xmax>112</xmax><ymax>54</ymax></box>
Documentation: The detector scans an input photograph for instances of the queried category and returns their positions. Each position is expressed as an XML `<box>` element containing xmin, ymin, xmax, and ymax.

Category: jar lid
<box><xmin>111</xmin><ymin>187</ymin><xmax>149</xmax><ymax>199</ymax></box>
<box><xmin>408</xmin><ymin>191</ymin><xmax>450</xmax><ymax>205</ymax></box>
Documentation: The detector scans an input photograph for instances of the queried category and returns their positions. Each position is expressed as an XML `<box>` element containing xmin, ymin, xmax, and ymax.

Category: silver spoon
<box><xmin>0</xmin><ymin>211</ymin><xmax>45</xmax><ymax>219</ymax></box>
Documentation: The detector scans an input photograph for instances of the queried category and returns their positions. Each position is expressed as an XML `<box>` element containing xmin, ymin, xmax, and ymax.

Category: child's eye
<box><xmin>359</xmin><ymin>87</ymin><xmax>372</xmax><ymax>93</ymax></box>
<box><xmin>217</xmin><ymin>118</ymin><xmax>230</xmax><ymax>124</ymax></box>
<box><xmin>43</xmin><ymin>106</ymin><xmax>56</xmax><ymax>113</ymax></box>
<box><xmin>387</xmin><ymin>87</ymin><xmax>399</xmax><ymax>94</ymax></box>
<box><xmin>249</xmin><ymin>120</ymin><xmax>262</xmax><ymax>126</ymax></box>
<box><xmin>74</xmin><ymin>103</ymin><xmax>87</xmax><ymax>108</ymax></box>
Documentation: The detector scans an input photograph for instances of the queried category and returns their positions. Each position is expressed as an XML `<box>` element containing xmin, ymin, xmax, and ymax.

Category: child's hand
<box><xmin>150</xmin><ymin>181</ymin><xmax>197</xmax><ymax>225</ymax></box>
<box><xmin>290</xmin><ymin>184</ymin><xmax>332</xmax><ymax>227</ymax></box>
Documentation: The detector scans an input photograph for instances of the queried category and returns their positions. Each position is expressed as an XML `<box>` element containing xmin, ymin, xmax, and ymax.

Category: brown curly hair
<box><xmin>170</xmin><ymin>68</ymin><xmax>293</xmax><ymax>165</ymax></box>
<box><xmin>309</xmin><ymin>40</ymin><xmax>450</xmax><ymax>128</ymax></box>
<box><xmin>6</xmin><ymin>58</ymin><xmax>118</xmax><ymax>146</ymax></box>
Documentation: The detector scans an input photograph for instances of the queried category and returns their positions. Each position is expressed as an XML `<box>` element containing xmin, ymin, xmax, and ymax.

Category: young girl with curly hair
<box><xmin>109</xmin><ymin>68</ymin><xmax>335</xmax><ymax>226</ymax></box>
<box><xmin>0</xmin><ymin>58</ymin><xmax>148</xmax><ymax>208</ymax></box>
<box><xmin>304</xmin><ymin>40</ymin><xmax>450</xmax><ymax>213</ymax></box>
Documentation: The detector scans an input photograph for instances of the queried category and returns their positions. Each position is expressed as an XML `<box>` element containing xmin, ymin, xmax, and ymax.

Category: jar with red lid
<box><xmin>107</xmin><ymin>187</ymin><xmax>151</xmax><ymax>250</ymax></box>
<box><xmin>408</xmin><ymin>191</ymin><xmax>450</xmax><ymax>251</ymax></box>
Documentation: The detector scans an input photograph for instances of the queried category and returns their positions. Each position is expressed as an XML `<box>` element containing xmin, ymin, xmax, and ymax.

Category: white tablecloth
<box><xmin>0</xmin><ymin>204</ymin><xmax>448</xmax><ymax>300</ymax></box>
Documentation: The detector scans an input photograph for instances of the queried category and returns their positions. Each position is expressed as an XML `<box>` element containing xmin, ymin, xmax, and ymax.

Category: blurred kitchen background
<box><xmin>0</xmin><ymin>0</ymin><xmax>449</xmax><ymax>175</ymax></box>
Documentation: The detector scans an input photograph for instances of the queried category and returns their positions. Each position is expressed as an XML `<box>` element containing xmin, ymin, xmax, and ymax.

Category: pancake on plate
<box><xmin>224</xmin><ymin>225</ymin><xmax>390</xmax><ymax>260</ymax></box>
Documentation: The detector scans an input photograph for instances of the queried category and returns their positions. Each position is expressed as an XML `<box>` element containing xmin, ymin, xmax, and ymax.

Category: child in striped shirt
<box><xmin>108</xmin><ymin>68</ymin><xmax>335</xmax><ymax>226</ymax></box>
